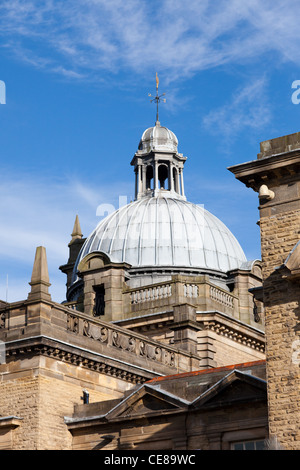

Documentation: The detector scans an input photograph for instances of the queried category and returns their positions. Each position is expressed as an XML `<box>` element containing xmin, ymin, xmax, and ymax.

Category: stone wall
<box><xmin>229</xmin><ymin>132</ymin><xmax>300</xmax><ymax>450</ymax></box>
<box><xmin>260</xmin><ymin>210</ymin><xmax>300</xmax><ymax>450</ymax></box>
<box><xmin>0</xmin><ymin>374</ymin><xmax>39</xmax><ymax>449</ymax></box>
<box><xmin>0</xmin><ymin>353</ymin><xmax>133</xmax><ymax>450</ymax></box>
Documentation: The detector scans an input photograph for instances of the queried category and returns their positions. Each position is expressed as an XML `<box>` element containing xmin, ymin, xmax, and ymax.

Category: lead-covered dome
<box><xmin>138</xmin><ymin>122</ymin><xmax>178</xmax><ymax>153</ymax></box>
<box><xmin>73</xmin><ymin>196</ymin><xmax>246</xmax><ymax>280</ymax></box>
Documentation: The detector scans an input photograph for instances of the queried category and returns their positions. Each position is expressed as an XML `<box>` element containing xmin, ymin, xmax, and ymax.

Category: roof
<box><xmin>65</xmin><ymin>360</ymin><xmax>267</xmax><ymax>425</ymax></box>
<box><xmin>138</xmin><ymin>122</ymin><xmax>178</xmax><ymax>153</ymax></box>
<box><xmin>146</xmin><ymin>360</ymin><xmax>266</xmax><ymax>402</ymax></box>
<box><xmin>72</xmin><ymin>196</ymin><xmax>247</xmax><ymax>283</ymax></box>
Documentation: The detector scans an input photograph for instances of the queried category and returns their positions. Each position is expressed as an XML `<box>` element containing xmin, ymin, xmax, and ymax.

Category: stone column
<box><xmin>176</xmin><ymin>169</ymin><xmax>181</xmax><ymax>195</ymax></box>
<box><xmin>135</xmin><ymin>168</ymin><xmax>138</xmax><ymax>199</ymax></box>
<box><xmin>180</xmin><ymin>168</ymin><xmax>185</xmax><ymax>197</ymax></box>
<box><xmin>142</xmin><ymin>165</ymin><xmax>146</xmax><ymax>194</ymax></box>
<box><xmin>154</xmin><ymin>160</ymin><xmax>158</xmax><ymax>191</ymax></box>
<box><xmin>138</xmin><ymin>164</ymin><xmax>142</xmax><ymax>197</ymax></box>
<box><xmin>169</xmin><ymin>162</ymin><xmax>174</xmax><ymax>191</ymax></box>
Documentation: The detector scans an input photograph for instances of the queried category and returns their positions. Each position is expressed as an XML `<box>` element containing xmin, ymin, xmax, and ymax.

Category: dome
<box><xmin>138</xmin><ymin>122</ymin><xmax>178</xmax><ymax>153</ymax></box>
<box><xmin>73</xmin><ymin>196</ymin><xmax>247</xmax><ymax>281</ymax></box>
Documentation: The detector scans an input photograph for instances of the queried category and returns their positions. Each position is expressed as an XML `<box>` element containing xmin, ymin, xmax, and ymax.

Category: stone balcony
<box><xmin>124</xmin><ymin>275</ymin><xmax>239</xmax><ymax>319</ymax></box>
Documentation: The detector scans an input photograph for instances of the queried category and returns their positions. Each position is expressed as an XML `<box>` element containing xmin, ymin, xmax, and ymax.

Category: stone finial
<box><xmin>27</xmin><ymin>246</ymin><xmax>51</xmax><ymax>301</ymax></box>
<box><xmin>70</xmin><ymin>215</ymin><xmax>83</xmax><ymax>243</ymax></box>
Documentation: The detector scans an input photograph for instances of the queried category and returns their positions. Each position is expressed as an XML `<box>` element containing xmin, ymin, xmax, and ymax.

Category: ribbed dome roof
<box><xmin>138</xmin><ymin>123</ymin><xmax>178</xmax><ymax>153</ymax></box>
<box><xmin>73</xmin><ymin>196</ymin><xmax>246</xmax><ymax>279</ymax></box>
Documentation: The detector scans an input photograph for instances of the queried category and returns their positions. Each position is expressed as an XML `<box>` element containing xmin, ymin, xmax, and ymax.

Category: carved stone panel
<box><xmin>67</xmin><ymin>314</ymin><xmax>79</xmax><ymax>334</ymax></box>
<box><xmin>112</xmin><ymin>332</ymin><xmax>136</xmax><ymax>353</ymax></box>
<box><xmin>83</xmin><ymin>321</ymin><xmax>108</xmax><ymax>343</ymax></box>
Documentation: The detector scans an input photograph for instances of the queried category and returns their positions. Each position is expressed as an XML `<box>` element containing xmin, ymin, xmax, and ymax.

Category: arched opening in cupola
<box><xmin>158</xmin><ymin>164</ymin><xmax>169</xmax><ymax>189</ymax></box>
<box><xmin>146</xmin><ymin>165</ymin><xmax>154</xmax><ymax>190</ymax></box>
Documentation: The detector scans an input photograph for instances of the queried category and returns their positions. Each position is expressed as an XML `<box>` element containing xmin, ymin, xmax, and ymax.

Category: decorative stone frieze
<box><xmin>76</xmin><ymin>313</ymin><xmax>180</xmax><ymax>369</ymax></box>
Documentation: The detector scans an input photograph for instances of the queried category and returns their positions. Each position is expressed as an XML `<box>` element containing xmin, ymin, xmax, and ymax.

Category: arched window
<box><xmin>158</xmin><ymin>164</ymin><xmax>169</xmax><ymax>189</ymax></box>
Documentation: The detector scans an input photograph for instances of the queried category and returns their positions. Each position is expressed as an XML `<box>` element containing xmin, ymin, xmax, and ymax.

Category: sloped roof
<box><xmin>65</xmin><ymin>361</ymin><xmax>267</xmax><ymax>425</ymax></box>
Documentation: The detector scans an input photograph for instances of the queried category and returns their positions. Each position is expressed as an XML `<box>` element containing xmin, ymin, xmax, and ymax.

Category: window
<box><xmin>93</xmin><ymin>284</ymin><xmax>105</xmax><ymax>316</ymax></box>
<box><xmin>232</xmin><ymin>440</ymin><xmax>265</xmax><ymax>450</ymax></box>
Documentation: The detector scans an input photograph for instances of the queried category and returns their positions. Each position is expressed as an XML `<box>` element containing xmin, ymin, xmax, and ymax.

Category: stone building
<box><xmin>229</xmin><ymin>133</ymin><xmax>300</xmax><ymax>450</ymax></box>
<box><xmin>0</xmin><ymin>113</ymin><xmax>298</xmax><ymax>450</ymax></box>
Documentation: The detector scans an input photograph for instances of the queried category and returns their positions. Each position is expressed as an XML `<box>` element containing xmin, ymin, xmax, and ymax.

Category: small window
<box><xmin>93</xmin><ymin>284</ymin><xmax>105</xmax><ymax>316</ymax></box>
<box><xmin>232</xmin><ymin>440</ymin><xmax>265</xmax><ymax>450</ymax></box>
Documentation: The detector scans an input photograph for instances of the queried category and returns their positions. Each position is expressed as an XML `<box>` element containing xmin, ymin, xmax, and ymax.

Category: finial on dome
<box><xmin>148</xmin><ymin>72</ymin><xmax>166</xmax><ymax>125</ymax></box>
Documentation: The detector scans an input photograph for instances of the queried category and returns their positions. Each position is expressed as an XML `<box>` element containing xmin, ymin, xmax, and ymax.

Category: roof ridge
<box><xmin>146</xmin><ymin>360</ymin><xmax>266</xmax><ymax>383</ymax></box>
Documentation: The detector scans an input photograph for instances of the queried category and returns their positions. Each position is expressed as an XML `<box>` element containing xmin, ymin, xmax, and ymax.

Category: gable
<box><xmin>199</xmin><ymin>381</ymin><xmax>266</xmax><ymax>409</ymax></box>
<box><xmin>279</xmin><ymin>240</ymin><xmax>300</xmax><ymax>281</ymax></box>
<box><xmin>106</xmin><ymin>385</ymin><xmax>188</xmax><ymax>421</ymax></box>
<box><xmin>116</xmin><ymin>394</ymin><xmax>180</xmax><ymax>418</ymax></box>
<box><xmin>192</xmin><ymin>371</ymin><xmax>267</xmax><ymax>410</ymax></box>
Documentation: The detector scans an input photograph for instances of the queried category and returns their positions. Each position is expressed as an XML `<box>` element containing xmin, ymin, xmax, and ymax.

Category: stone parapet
<box><xmin>0</xmin><ymin>298</ymin><xmax>201</xmax><ymax>381</ymax></box>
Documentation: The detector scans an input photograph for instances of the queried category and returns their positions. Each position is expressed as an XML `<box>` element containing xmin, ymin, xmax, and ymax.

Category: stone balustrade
<box><xmin>130</xmin><ymin>284</ymin><xmax>172</xmax><ymax>305</ymax></box>
<box><xmin>128</xmin><ymin>278</ymin><xmax>235</xmax><ymax>315</ymax></box>
<box><xmin>183</xmin><ymin>283</ymin><xmax>199</xmax><ymax>298</ymax></box>
<box><xmin>209</xmin><ymin>285</ymin><xmax>234</xmax><ymax>309</ymax></box>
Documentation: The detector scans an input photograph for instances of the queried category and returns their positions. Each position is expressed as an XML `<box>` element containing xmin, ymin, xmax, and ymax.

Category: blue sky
<box><xmin>1</xmin><ymin>0</ymin><xmax>300</xmax><ymax>302</ymax></box>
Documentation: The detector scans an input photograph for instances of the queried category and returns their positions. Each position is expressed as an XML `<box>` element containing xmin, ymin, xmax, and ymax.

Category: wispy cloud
<box><xmin>1</xmin><ymin>1</ymin><xmax>300</xmax><ymax>81</ymax></box>
<box><xmin>0</xmin><ymin>169</ymin><xmax>132</xmax><ymax>302</ymax></box>
<box><xmin>202</xmin><ymin>77</ymin><xmax>271</xmax><ymax>140</ymax></box>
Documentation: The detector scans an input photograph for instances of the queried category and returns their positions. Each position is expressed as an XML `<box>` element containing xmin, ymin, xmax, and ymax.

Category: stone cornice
<box><xmin>4</xmin><ymin>335</ymin><xmax>157</xmax><ymax>385</ymax></box>
<box><xmin>114</xmin><ymin>309</ymin><xmax>265</xmax><ymax>353</ymax></box>
<box><xmin>228</xmin><ymin>150</ymin><xmax>300</xmax><ymax>191</ymax></box>
<box><xmin>196</xmin><ymin>311</ymin><xmax>265</xmax><ymax>353</ymax></box>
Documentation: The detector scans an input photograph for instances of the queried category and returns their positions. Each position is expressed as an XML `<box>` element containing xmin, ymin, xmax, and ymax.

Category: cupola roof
<box><xmin>138</xmin><ymin>121</ymin><xmax>178</xmax><ymax>153</ymax></box>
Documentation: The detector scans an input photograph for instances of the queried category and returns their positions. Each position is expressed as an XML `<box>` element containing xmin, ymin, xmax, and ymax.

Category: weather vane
<box><xmin>148</xmin><ymin>73</ymin><xmax>166</xmax><ymax>124</ymax></box>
